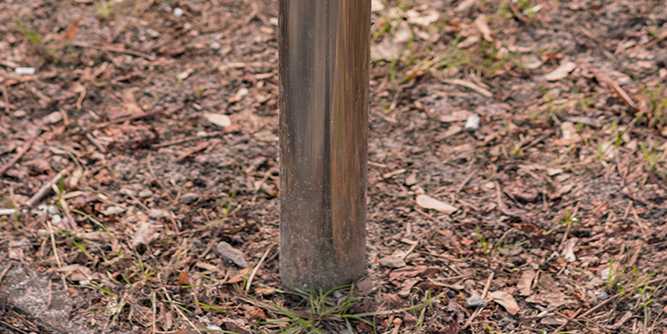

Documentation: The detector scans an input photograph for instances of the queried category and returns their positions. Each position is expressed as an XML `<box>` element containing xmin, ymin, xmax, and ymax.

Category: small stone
<box><xmin>46</xmin><ymin>205</ymin><xmax>59</xmax><ymax>215</ymax></box>
<box><xmin>52</xmin><ymin>214</ymin><xmax>62</xmax><ymax>224</ymax></box>
<box><xmin>181</xmin><ymin>193</ymin><xmax>200</xmax><ymax>204</ymax></box>
<box><xmin>102</xmin><ymin>206</ymin><xmax>125</xmax><ymax>216</ymax></box>
<box><xmin>148</xmin><ymin>209</ymin><xmax>170</xmax><ymax>220</ymax></box>
<box><xmin>15</xmin><ymin>67</ymin><xmax>35</xmax><ymax>75</ymax></box>
<box><xmin>466</xmin><ymin>293</ymin><xmax>486</xmax><ymax>308</ymax></box>
<box><xmin>206</xmin><ymin>324</ymin><xmax>223</xmax><ymax>332</ymax></box>
<box><xmin>596</xmin><ymin>290</ymin><xmax>609</xmax><ymax>300</ymax></box>
<box><xmin>43</xmin><ymin>112</ymin><xmax>63</xmax><ymax>125</ymax></box>
<box><xmin>173</xmin><ymin>7</ymin><xmax>184</xmax><ymax>17</ymax></box>
<box><xmin>119</xmin><ymin>188</ymin><xmax>136</xmax><ymax>197</ymax></box>
<box><xmin>210</xmin><ymin>41</ymin><xmax>221</xmax><ymax>50</ymax></box>
<box><xmin>464</xmin><ymin>114</ymin><xmax>480</xmax><ymax>131</ymax></box>
<box><xmin>379</xmin><ymin>255</ymin><xmax>406</xmax><ymax>268</ymax></box>
<box><xmin>138</xmin><ymin>189</ymin><xmax>153</xmax><ymax>198</ymax></box>
<box><xmin>0</xmin><ymin>208</ymin><xmax>17</xmax><ymax>216</ymax></box>
<box><xmin>216</xmin><ymin>242</ymin><xmax>248</xmax><ymax>268</ymax></box>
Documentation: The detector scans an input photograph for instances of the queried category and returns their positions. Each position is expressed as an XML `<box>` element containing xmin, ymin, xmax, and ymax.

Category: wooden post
<box><xmin>278</xmin><ymin>0</ymin><xmax>371</xmax><ymax>290</ymax></box>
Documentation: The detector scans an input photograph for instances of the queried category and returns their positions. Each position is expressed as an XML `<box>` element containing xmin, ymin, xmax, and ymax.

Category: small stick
<box><xmin>70</xmin><ymin>41</ymin><xmax>155</xmax><ymax>60</ymax></box>
<box><xmin>0</xmin><ymin>263</ymin><xmax>13</xmax><ymax>284</ymax></box>
<box><xmin>245</xmin><ymin>245</ymin><xmax>273</xmax><ymax>292</ymax></box>
<box><xmin>46</xmin><ymin>218</ymin><xmax>63</xmax><ymax>268</ymax></box>
<box><xmin>151</xmin><ymin>291</ymin><xmax>157</xmax><ymax>334</ymax></box>
<box><xmin>152</xmin><ymin>131</ymin><xmax>225</xmax><ymax>149</ymax></box>
<box><xmin>0</xmin><ymin>132</ymin><xmax>41</xmax><ymax>176</ymax></box>
<box><xmin>1</xmin><ymin>85</ymin><xmax>11</xmax><ymax>112</ymax></box>
<box><xmin>161</xmin><ymin>287</ymin><xmax>201</xmax><ymax>334</ymax></box>
<box><xmin>27</xmin><ymin>166</ymin><xmax>72</xmax><ymax>208</ymax></box>
<box><xmin>462</xmin><ymin>272</ymin><xmax>495</xmax><ymax>329</ymax></box>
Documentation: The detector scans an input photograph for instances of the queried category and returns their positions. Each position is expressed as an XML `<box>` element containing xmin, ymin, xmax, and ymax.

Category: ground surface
<box><xmin>1</xmin><ymin>0</ymin><xmax>667</xmax><ymax>333</ymax></box>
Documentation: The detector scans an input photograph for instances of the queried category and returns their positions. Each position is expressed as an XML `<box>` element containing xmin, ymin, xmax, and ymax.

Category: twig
<box><xmin>245</xmin><ymin>245</ymin><xmax>273</xmax><ymax>292</ymax></box>
<box><xmin>46</xmin><ymin>219</ymin><xmax>63</xmax><ymax>268</ymax></box>
<box><xmin>70</xmin><ymin>41</ymin><xmax>155</xmax><ymax>60</ymax></box>
<box><xmin>0</xmin><ymin>263</ymin><xmax>13</xmax><ymax>284</ymax></box>
<box><xmin>1</xmin><ymin>85</ymin><xmax>11</xmax><ymax>112</ymax></box>
<box><xmin>151</xmin><ymin>291</ymin><xmax>157</xmax><ymax>334</ymax></box>
<box><xmin>462</xmin><ymin>272</ymin><xmax>495</xmax><ymax>329</ymax></box>
<box><xmin>552</xmin><ymin>276</ymin><xmax>667</xmax><ymax>333</ymax></box>
<box><xmin>152</xmin><ymin>131</ymin><xmax>225</xmax><ymax>149</ymax></box>
<box><xmin>161</xmin><ymin>287</ymin><xmax>201</xmax><ymax>334</ymax></box>
<box><xmin>27</xmin><ymin>166</ymin><xmax>72</xmax><ymax>208</ymax></box>
<box><xmin>0</xmin><ymin>132</ymin><xmax>41</xmax><ymax>176</ymax></box>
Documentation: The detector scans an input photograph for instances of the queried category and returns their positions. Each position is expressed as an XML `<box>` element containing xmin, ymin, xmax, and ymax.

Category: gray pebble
<box><xmin>181</xmin><ymin>193</ymin><xmax>200</xmax><ymax>204</ymax></box>
<box><xmin>466</xmin><ymin>293</ymin><xmax>486</xmax><ymax>308</ymax></box>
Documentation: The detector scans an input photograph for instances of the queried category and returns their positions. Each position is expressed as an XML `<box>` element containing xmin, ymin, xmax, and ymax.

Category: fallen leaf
<box><xmin>474</xmin><ymin>15</ymin><xmax>493</xmax><ymax>41</ymax></box>
<box><xmin>57</xmin><ymin>264</ymin><xmax>93</xmax><ymax>282</ymax></box>
<box><xmin>556</xmin><ymin>122</ymin><xmax>581</xmax><ymax>145</ymax></box>
<box><xmin>416</xmin><ymin>194</ymin><xmax>458</xmax><ymax>214</ymax></box>
<box><xmin>388</xmin><ymin>266</ymin><xmax>429</xmax><ymax>281</ymax></box>
<box><xmin>443</xmin><ymin>79</ymin><xmax>493</xmax><ymax>98</ymax></box>
<box><xmin>439</xmin><ymin>110</ymin><xmax>471</xmax><ymax>123</ymax></box>
<box><xmin>490</xmin><ymin>290</ymin><xmax>520</xmax><ymax>315</ymax></box>
<box><xmin>520</xmin><ymin>54</ymin><xmax>543</xmax><ymax>70</ymax></box>
<box><xmin>406</xmin><ymin>9</ymin><xmax>439</xmax><ymax>26</ymax></box>
<box><xmin>131</xmin><ymin>221</ymin><xmax>160</xmax><ymax>248</ymax></box>
<box><xmin>177</xmin><ymin>271</ymin><xmax>190</xmax><ymax>286</ymax></box>
<box><xmin>544</xmin><ymin>61</ymin><xmax>576</xmax><ymax>81</ymax></box>
<box><xmin>398</xmin><ymin>277</ymin><xmax>420</xmax><ymax>297</ymax></box>
<box><xmin>63</xmin><ymin>19</ymin><xmax>81</xmax><ymax>41</ymax></box>
<box><xmin>456</xmin><ymin>0</ymin><xmax>478</xmax><ymax>12</ymax></box>
<box><xmin>380</xmin><ymin>253</ymin><xmax>407</xmax><ymax>269</ymax></box>
<box><xmin>526</xmin><ymin>291</ymin><xmax>573</xmax><ymax>308</ymax></box>
<box><xmin>217</xmin><ymin>241</ymin><xmax>248</xmax><ymax>268</ymax></box>
<box><xmin>562</xmin><ymin>238</ymin><xmax>578</xmax><ymax>262</ymax></box>
<box><xmin>204</xmin><ymin>113</ymin><xmax>232</xmax><ymax>128</ymax></box>
<box><xmin>122</xmin><ymin>89</ymin><xmax>143</xmax><ymax>115</ymax></box>
<box><xmin>517</xmin><ymin>270</ymin><xmax>536</xmax><ymax>296</ymax></box>
<box><xmin>371</xmin><ymin>0</ymin><xmax>385</xmax><ymax>12</ymax></box>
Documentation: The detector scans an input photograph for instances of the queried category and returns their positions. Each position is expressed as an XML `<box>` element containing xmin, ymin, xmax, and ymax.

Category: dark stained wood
<box><xmin>278</xmin><ymin>0</ymin><xmax>371</xmax><ymax>290</ymax></box>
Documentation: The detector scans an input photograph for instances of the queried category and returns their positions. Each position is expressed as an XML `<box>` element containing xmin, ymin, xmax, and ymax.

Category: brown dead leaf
<box><xmin>63</xmin><ymin>19</ymin><xmax>81</xmax><ymax>42</ymax></box>
<box><xmin>131</xmin><ymin>221</ymin><xmax>160</xmax><ymax>249</ymax></box>
<box><xmin>439</xmin><ymin>110</ymin><xmax>471</xmax><ymax>123</ymax></box>
<box><xmin>526</xmin><ymin>291</ymin><xmax>574</xmax><ymax>308</ymax></box>
<box><xmin>380</xmin><ymin>252</ymin><xmax>407</xmax><ymax>269</ymax></box>
<box><xmin>56</xmin><ymin>264</ymin><xmax>93</xmax><ymax>282</ymax></box>
<box><xmin>474</xmin><ymin>15</ymin><xmax>493</xmax><ymax>41</ymax></box>
<box><xmin>555</xmin><ymin>122</ymin><xmax>581</xmax><ymax>146</ymax></box>
<box><xmin>592</xmin><ymin>68</ymin><xmax>637</xmax><ymax>110</ymax></box>
<box><xmin>122</xmin><ymin>89</ymin><xmax>143</xmax><ymax>115</ymax></box>
<box><xmin>517</xmin><ymin>270</ymin><xmax>536</xmax><ymax>296</ymax></box>
<box><xmin>416</xmin><ymin>194</ymin><xmax>458</xmax><ymax>214</ymax></box>
<box><xmin>177</xmin><ymin>271</ymin><xmax>190</xmax><ymax>286</ymax></box>
<box><xmin>490</xmin><ymin>290</ymin><xmax>520</xmax><ymax>315</ymax></box>
<box><xmin>388</xmin><ymin>266</ymin><xmax>429</xmax><ymax>281</ymax></box>
<box><xmin>544</xmin><ymin>61</ymin><xmax>576</xmax><ymax>81</ymax></box>
<box><xmin>399</xmin><ymin>277</ymin><xmax>420</xmax><ymax>297</ymax></box>
<box><xmin>562</xmin><ymin>238</ymin><xmax>578</xmax><ymax>262</ymax></box>
<box><xmin>217</xmin><ymin>241</ymin><xmax>248</xmax><ymax>268</ymax></box>
<box><xmin>204</xmin><ymin>113</ymin><xmax>232</xmax><ymax>128</ymax></box>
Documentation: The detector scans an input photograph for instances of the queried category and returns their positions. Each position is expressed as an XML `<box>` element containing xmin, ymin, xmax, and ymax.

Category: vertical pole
<box><xmin>279</xmin><ymin>0</ymin><xmax>371</xmax><ymax>290</ymax></box>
